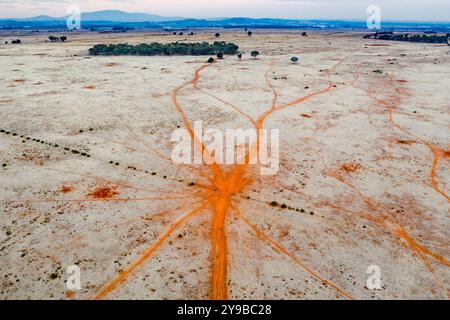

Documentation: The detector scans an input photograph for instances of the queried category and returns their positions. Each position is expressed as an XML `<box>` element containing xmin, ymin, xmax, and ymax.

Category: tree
<box><xmin>11</xmin><ymin>39</ymin><xmax>21</xmax><ymax>44</ymax></box>
<box><xmin>447</xmin><ymin>34</ymin><xmax>450</xmax><ymax>46</ymax></box>
<box><xmin>207</xmin><ymin>57</ymin><xmax>215</xmax><ymax>63</ymax></box>
<box><xmin>88</xmin><ymin>42</ymin><xmax>239</xmax><ymax>56</ymax></box>
<box><xmin>216</xmin><ymin>52</ymin><xmax>224</xmax><ymax>59</ymax></box>
<box><xmin>247</xmin><ymin>31</ymin><xmax>253</xmax><ymax>37</ymax></box>
<box><xmin>60</xmin><ymin>36</ymin><xmax>67</xmax><ymax>42</ymax></box>
<box><xmin>301</xmin><ymin>32</ymin><xmax>307</xmax><ymax>37</ymax></box>
<box><xmin>48</xmin><ymin>36</ymin><xmax>59</xmax><ymax>42</ymax></box>
<box><xmin>290</xmin><ymin>56</ymin><xmax>299</xmax><ymax>64</ymax></box>
<box><xmin>251</xmin><ymin>50</ymin><xmax>259</xmax><ymax>59</ymax></box>
<box><xmin>215</xmin><ymin>33</ymin><xmax>220</xmax><ymax>38</ymax></box>
<box><xmin>237</xmin><ymin>53</ymin><xmax>243</xmax><ymax>60</ymax></box>
<box><xmin>173</xmin><ymin>32</ymin><xmax>177</xmax><ymax>35</ymax></box>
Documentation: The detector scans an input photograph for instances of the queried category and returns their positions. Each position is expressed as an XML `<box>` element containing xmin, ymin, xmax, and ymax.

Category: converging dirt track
<box><xmin>0</xmin><ymin>30</ymin><xmax>449</xmax><ymax>299</ymax></box>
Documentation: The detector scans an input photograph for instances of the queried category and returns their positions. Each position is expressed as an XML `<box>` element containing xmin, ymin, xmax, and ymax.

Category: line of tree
<box><xmin>88</xmin><ymin>41</ymin><xmax>239</xmax><ymax>56</ymax></box>
<box><xmin>364</xmin><ymin>32</ymin><xmax>450</xmax><ymax>44</ymax></box>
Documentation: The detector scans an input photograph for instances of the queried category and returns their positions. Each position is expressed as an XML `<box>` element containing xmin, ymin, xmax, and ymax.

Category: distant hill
<box><xmin>1</xmin><ymin>10</ymin><xmax>450</xmax><ymax>32</ymax></box>
<box><xmin>14</xmin><ymin>10</ymin><xmax>183</xmax><ymax>22</ymax></box>
<box><xmin>22</xmin><ymin>15</ymin><xmax>62</xmax><ymax>21</ymax></box>
<box><xmin>80</xmin><ymin>10</ymin><xmax>183</xmax><ymax>22</ymax></box>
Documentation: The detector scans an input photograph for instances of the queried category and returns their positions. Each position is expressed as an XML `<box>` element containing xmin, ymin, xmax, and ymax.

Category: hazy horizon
<box><xmin>1</xmin><ymin>0</ymin><xmax>450</xmax><ymax>21</ymax></box>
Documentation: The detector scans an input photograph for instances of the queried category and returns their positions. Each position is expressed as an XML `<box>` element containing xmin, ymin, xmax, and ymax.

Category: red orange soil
<box><xmin>88</xmin><ymin>186</ymin><xmax>119</xmax><ymax>199</ymax></box>
<box><xmin>60</xmin><ymin>186</ymin><xmax>74</xmax><ymax>194</ymax></box>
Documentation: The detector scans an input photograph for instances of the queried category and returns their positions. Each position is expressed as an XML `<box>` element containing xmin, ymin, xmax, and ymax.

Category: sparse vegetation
<box><xmin>251</xmin><ymin>50</ymin><xmax>260</xmax><ymax>59</ymax></box>
<box><xmin>48</xmin><ymin>36</ymin><xmax>68</xmax><ymax>42</ymax></box>
<box><xmin>88</xmin><ymin>42</ymin><xmax>239</xmax><ymax>56</ymax></box>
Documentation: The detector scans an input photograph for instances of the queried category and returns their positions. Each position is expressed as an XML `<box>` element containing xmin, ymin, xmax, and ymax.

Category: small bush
<box><xmin>251</xmin><ymin>50</ymin><xmax>259</xmax><ymax>59</ymax></box>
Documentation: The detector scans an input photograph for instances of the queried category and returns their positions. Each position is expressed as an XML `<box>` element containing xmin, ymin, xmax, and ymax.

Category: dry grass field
<box><xmin>0</xmin><ymin>30</ymin><xmax>449</xmax><ymax>299</ymax></box>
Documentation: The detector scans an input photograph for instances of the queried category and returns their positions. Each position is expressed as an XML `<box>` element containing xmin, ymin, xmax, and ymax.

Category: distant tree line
<box><xmin>364</xmin><ymin>32</ymin><xmax>450</xmax><ymax>44</ymax></box>
<box><xmin>48</xmin><ymin>36</ymin><xmax>67</xmax><ymax>42</ymax></box>
<box><xmin>88</xmin><ymin>41</ymin><xmax>239</xmax><ymax>56</ymax></box>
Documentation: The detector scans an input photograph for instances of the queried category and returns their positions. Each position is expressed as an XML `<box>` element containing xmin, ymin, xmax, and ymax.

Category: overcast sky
<box><xmin>1</xmin><ymin>0</ymin><xmax>450</xmax><ymax>21</ymax></box>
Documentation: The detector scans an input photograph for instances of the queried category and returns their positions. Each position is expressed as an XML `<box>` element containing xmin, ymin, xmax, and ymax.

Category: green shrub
<box><xmin>251</xmin><ymin>50</ymin><xmax>260</xmax><ymax>59</ymax></box>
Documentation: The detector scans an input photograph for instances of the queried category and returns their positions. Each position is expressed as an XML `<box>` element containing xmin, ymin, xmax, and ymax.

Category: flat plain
<box><xmin>0</xmin><ymin>30</ymin><xmax>449</xmax><ymax>299</ymax></box>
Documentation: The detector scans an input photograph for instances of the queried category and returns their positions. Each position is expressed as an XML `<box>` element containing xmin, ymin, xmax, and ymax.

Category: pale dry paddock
<box><xmin>0</xmin><ymin>30</ymin><xmax>449</xmax><ymax>300</ymax></box>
